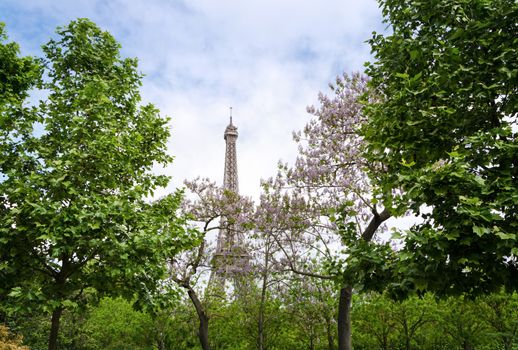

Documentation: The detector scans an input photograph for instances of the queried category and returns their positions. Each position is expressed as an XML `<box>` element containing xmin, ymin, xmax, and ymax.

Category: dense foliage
<box><xmin>363</xmin><ymin>0</ymin><xmax>517</xmax><ymax>294</ymax></box>
<box><xmin>8</xmin><ymin>291</ymin><xmax>517</xmax><ymax>350</ymax></box>
<box><xmin>0</xmin><ymin>20</ymin><xmax>41</xmax><ymax>318</ymax></box>
<box><xmin>0</xmin><ymin>19</ymin><xmax>192</xmax><ymax>349</ymax></box>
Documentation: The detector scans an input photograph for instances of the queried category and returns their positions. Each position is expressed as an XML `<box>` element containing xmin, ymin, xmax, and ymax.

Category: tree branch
<box><xmin>361</xmin><ymin>207</ymin><xmax>391</xmax><ymax>242</ymax></box>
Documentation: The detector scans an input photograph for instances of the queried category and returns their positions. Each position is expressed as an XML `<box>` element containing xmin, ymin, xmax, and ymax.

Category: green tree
<box><xmin>81</xmin><ymin>297</ymin><xmax>155</xmax><ymax>350</ymax></box>
<box><xmin>482</xmin><ymin>291</ymin><xmax>518</xmax><ymax>350</ymax></box>
<box><xmin>161</xmin><ymin>298</ymin><xmax>199</xmax><ymax>350</ymax></box>
<box><xmin>391</xmin><ymin>294</ymin><xmax>435</xmax><ymax>350</ymax></box>
<box><xmin>0</xmin><ymin>19</ymin><xmax>192</xmax><ymax>350</ymax></box>
<box><xmin>437</xmin><ymin>296</ymin><xmax>495</xmax><ymax>350</ymax></box>
<box><xmin>0</xmin><ymin>22</ymin><xmax>40</xmax><ymax>105</ymax></box>
<box><xmin>352</xmin><ymin>294</ymin><xmax>397</xmax><ymax>350</ymax></box>
<box><xmin>363</xmin><ymin>0</ymin><xmax>518</xmax><ymax>294</ymax></box>
<box><xmin>0</xmin><ymin>22</ymin><xmax>41</xmax><ymax>316</ymax></box>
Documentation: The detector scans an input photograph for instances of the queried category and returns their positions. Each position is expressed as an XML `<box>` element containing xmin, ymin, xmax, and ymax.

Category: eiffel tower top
<box><xmin>224</xmin><ymin>108</ymin><xmax>238</xmax><ymax>141</ymax></box>
<box><xmin>223</xmin><ymin>107</ymin><xmax>239</xmax><ymax>193</ymax></box>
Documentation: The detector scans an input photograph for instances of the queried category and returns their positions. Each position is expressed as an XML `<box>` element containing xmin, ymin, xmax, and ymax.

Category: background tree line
<box><xmin>3</xmin><ymin>289</ymin><xmax>517</xmax><ymax>350</ymax></box>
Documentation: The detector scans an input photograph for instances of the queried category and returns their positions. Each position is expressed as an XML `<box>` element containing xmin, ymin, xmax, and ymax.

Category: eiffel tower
<box><xmin>208</xmin><ymin>108</ymin><xmax>249</xmax><ymax>290</ymax></box>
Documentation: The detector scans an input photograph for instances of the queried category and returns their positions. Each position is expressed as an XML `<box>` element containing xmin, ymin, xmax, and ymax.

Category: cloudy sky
<box><xmin>1</xmin><ymin>0</ymin><xmax>385</xmax><ymax>199</ymax></box>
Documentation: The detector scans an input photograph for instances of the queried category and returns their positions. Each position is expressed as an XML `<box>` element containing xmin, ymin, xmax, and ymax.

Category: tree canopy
<box><xmin>363</xmin><ymin>0</ymin><xmax>517</xmax><ymax>294</ymax></box>
<box><xmin>0</xmin><ymin>19</ymin><xmax>193</xmax><ymax>349</ymax></box>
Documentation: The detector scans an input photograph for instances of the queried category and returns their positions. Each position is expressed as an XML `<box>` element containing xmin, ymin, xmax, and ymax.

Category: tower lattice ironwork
<box><xmin>209</xmin><ymin>108</ymin><xmax>249</xmax><ymax>289</ymax></box>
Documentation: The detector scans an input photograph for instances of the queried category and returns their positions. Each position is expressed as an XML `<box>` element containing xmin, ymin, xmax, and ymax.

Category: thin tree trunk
<box><xmin>258</xmin><ymin>315</ymin><xmax>265</xmax><ymax>350</ymax></box>
<box><xmin>325</xmin><ymin>313</ymin><xmax>335</xmax><ymax>350</ymax></box>
<box><xmin>48</xmin><ymin>306</ymin><xmax>63</xmax><ymax>350</ymax></box>
<box><xmin>156</xmin><ymin>331</ymin><xmax>166</xmax><ymax>350</ymax></box>
<box><xmin>463</xmin><ymin>340</ymin><xmax>474</xmax><ymax>350</ymax></box>
<box><xmin>337</xmin><ymin>286</ymin><xmax>352</xmax><ymax>350</ymax></box>
<box><xmin>258</xmin><ymin>243</ymin><xmax>270</xmax><ymax>350</ymax></box>
<box><xmin>258</xmin><ymin>272</ymin><xmax>267</xmax><ymax>350</ymax></box>
<box><xmin>187</xmin><ymin>288</ymin><xmax>211</xmax><ymax>350</ymax></box>
<box><xmin>382</xmin><ymin>334</ymin><xmax>389</xmax><ymax>350</ymax></box>
<box><xmin>504</xmin><ymin>337</ymin><xmax>513</xmax><ymax>350</ymax></box>
<box><xmin>403</xmin><ymin>321</ymin><xmax>411</xmax><ymax>350</ymax></box>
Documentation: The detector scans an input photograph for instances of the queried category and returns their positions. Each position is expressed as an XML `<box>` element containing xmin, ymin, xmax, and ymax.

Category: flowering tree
<box><xmin>169</xmin><ymin>177</ymin><xmax>254</xmax><ymax>350</ymax></box>
<box><xmin>257</xmin><ymin>72</ymin><xmax>392</xmax><ymax>350</ymax></box>
<box><xmin>250</xmin><ymin>198</ymin><xmax>297</xmax><ymax>350</ymax></box>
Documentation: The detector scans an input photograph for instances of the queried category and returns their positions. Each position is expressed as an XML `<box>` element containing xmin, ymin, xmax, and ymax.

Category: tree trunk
<box><xmin>403</xmin><ymin>321</ymin><xmax>411</xmax><ymax>350</ymax></box>
<box><xmin>258</xmin><ymin>244</ymin><xmax>270</xmax><ymax>350</ymax></box>
<box><xmin>503</xmin><ymin>335</ymin><xmax>514</xmax><ymax>350</ymax></box>
<box><xmin>258</xmin><ymin>316</ymin><xmax>265</xmax><ymax>350</ymax></box>
<box><xmin>156</xmin><ymin>331</ymin><xmax>166</xmax><ymax>350</ymax></box>
<box><xmin>187</xmin><ymin>288</ymin><xmax>211</xmax><ymax>350</ymax></box>
<box><xmin>258</xmin><ymin>283</ymin><xmax>266</xmax><ymax>350</ymax></box>
<box><xmin>463</xmin><ymin>340</ymin><xmax>474</xmax><ymax>350</ymax></box>
<box><xmin>337</xmin><ymin>286</ymin><xmax>352</xmax><ymax>350</ymax></box>
<box><xmin>48</xmin><ymin>306</ymin><xmax>63</xmax><ymax>350</ymax></box>
<box><xmin>325</xmin><ymin>313</ymin><xmax>335</xmax><ymax>350</ymax></box>
<box><xmin>381</xmin><ymin>334</ymin><xmax>389</xmax><ymax>350</ymax></box>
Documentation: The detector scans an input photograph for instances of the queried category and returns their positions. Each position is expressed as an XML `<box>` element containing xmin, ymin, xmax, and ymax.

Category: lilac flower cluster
<box><xmin>255</xmin><ymin>72</ymin><xmax>389</xmax><ymax>277</ymax></box>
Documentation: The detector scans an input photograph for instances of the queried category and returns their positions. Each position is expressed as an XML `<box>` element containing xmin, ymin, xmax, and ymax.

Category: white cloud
<box><xmin>2</xmin><ymin>0</ymin><xmax>384</xmax><ymax>200</ymax></box>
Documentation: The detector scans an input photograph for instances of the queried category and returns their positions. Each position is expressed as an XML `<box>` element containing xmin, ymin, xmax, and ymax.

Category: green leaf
<box><xmin>8</xmin><ymin>287</ymin><xmax>22</xmax><ymax>298</ymax></box>
<box><xmin>406</xmin><ymin>120</ymin><xmax>423</xmax><ymax>126</ymax></box>
<box><xmin>495</xmin><ymin>232</ymin><xmax>515</xmax><ymax>240</ymax></box>
<box><xmin>472</xmin><ymin>226</ymin><xmax>489</xmax><ymax>237</ymax></box>
<box><xmin>401</xmin><ymin>158</ymin><xmax>415</xmax><ymax>167</ymax></box>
